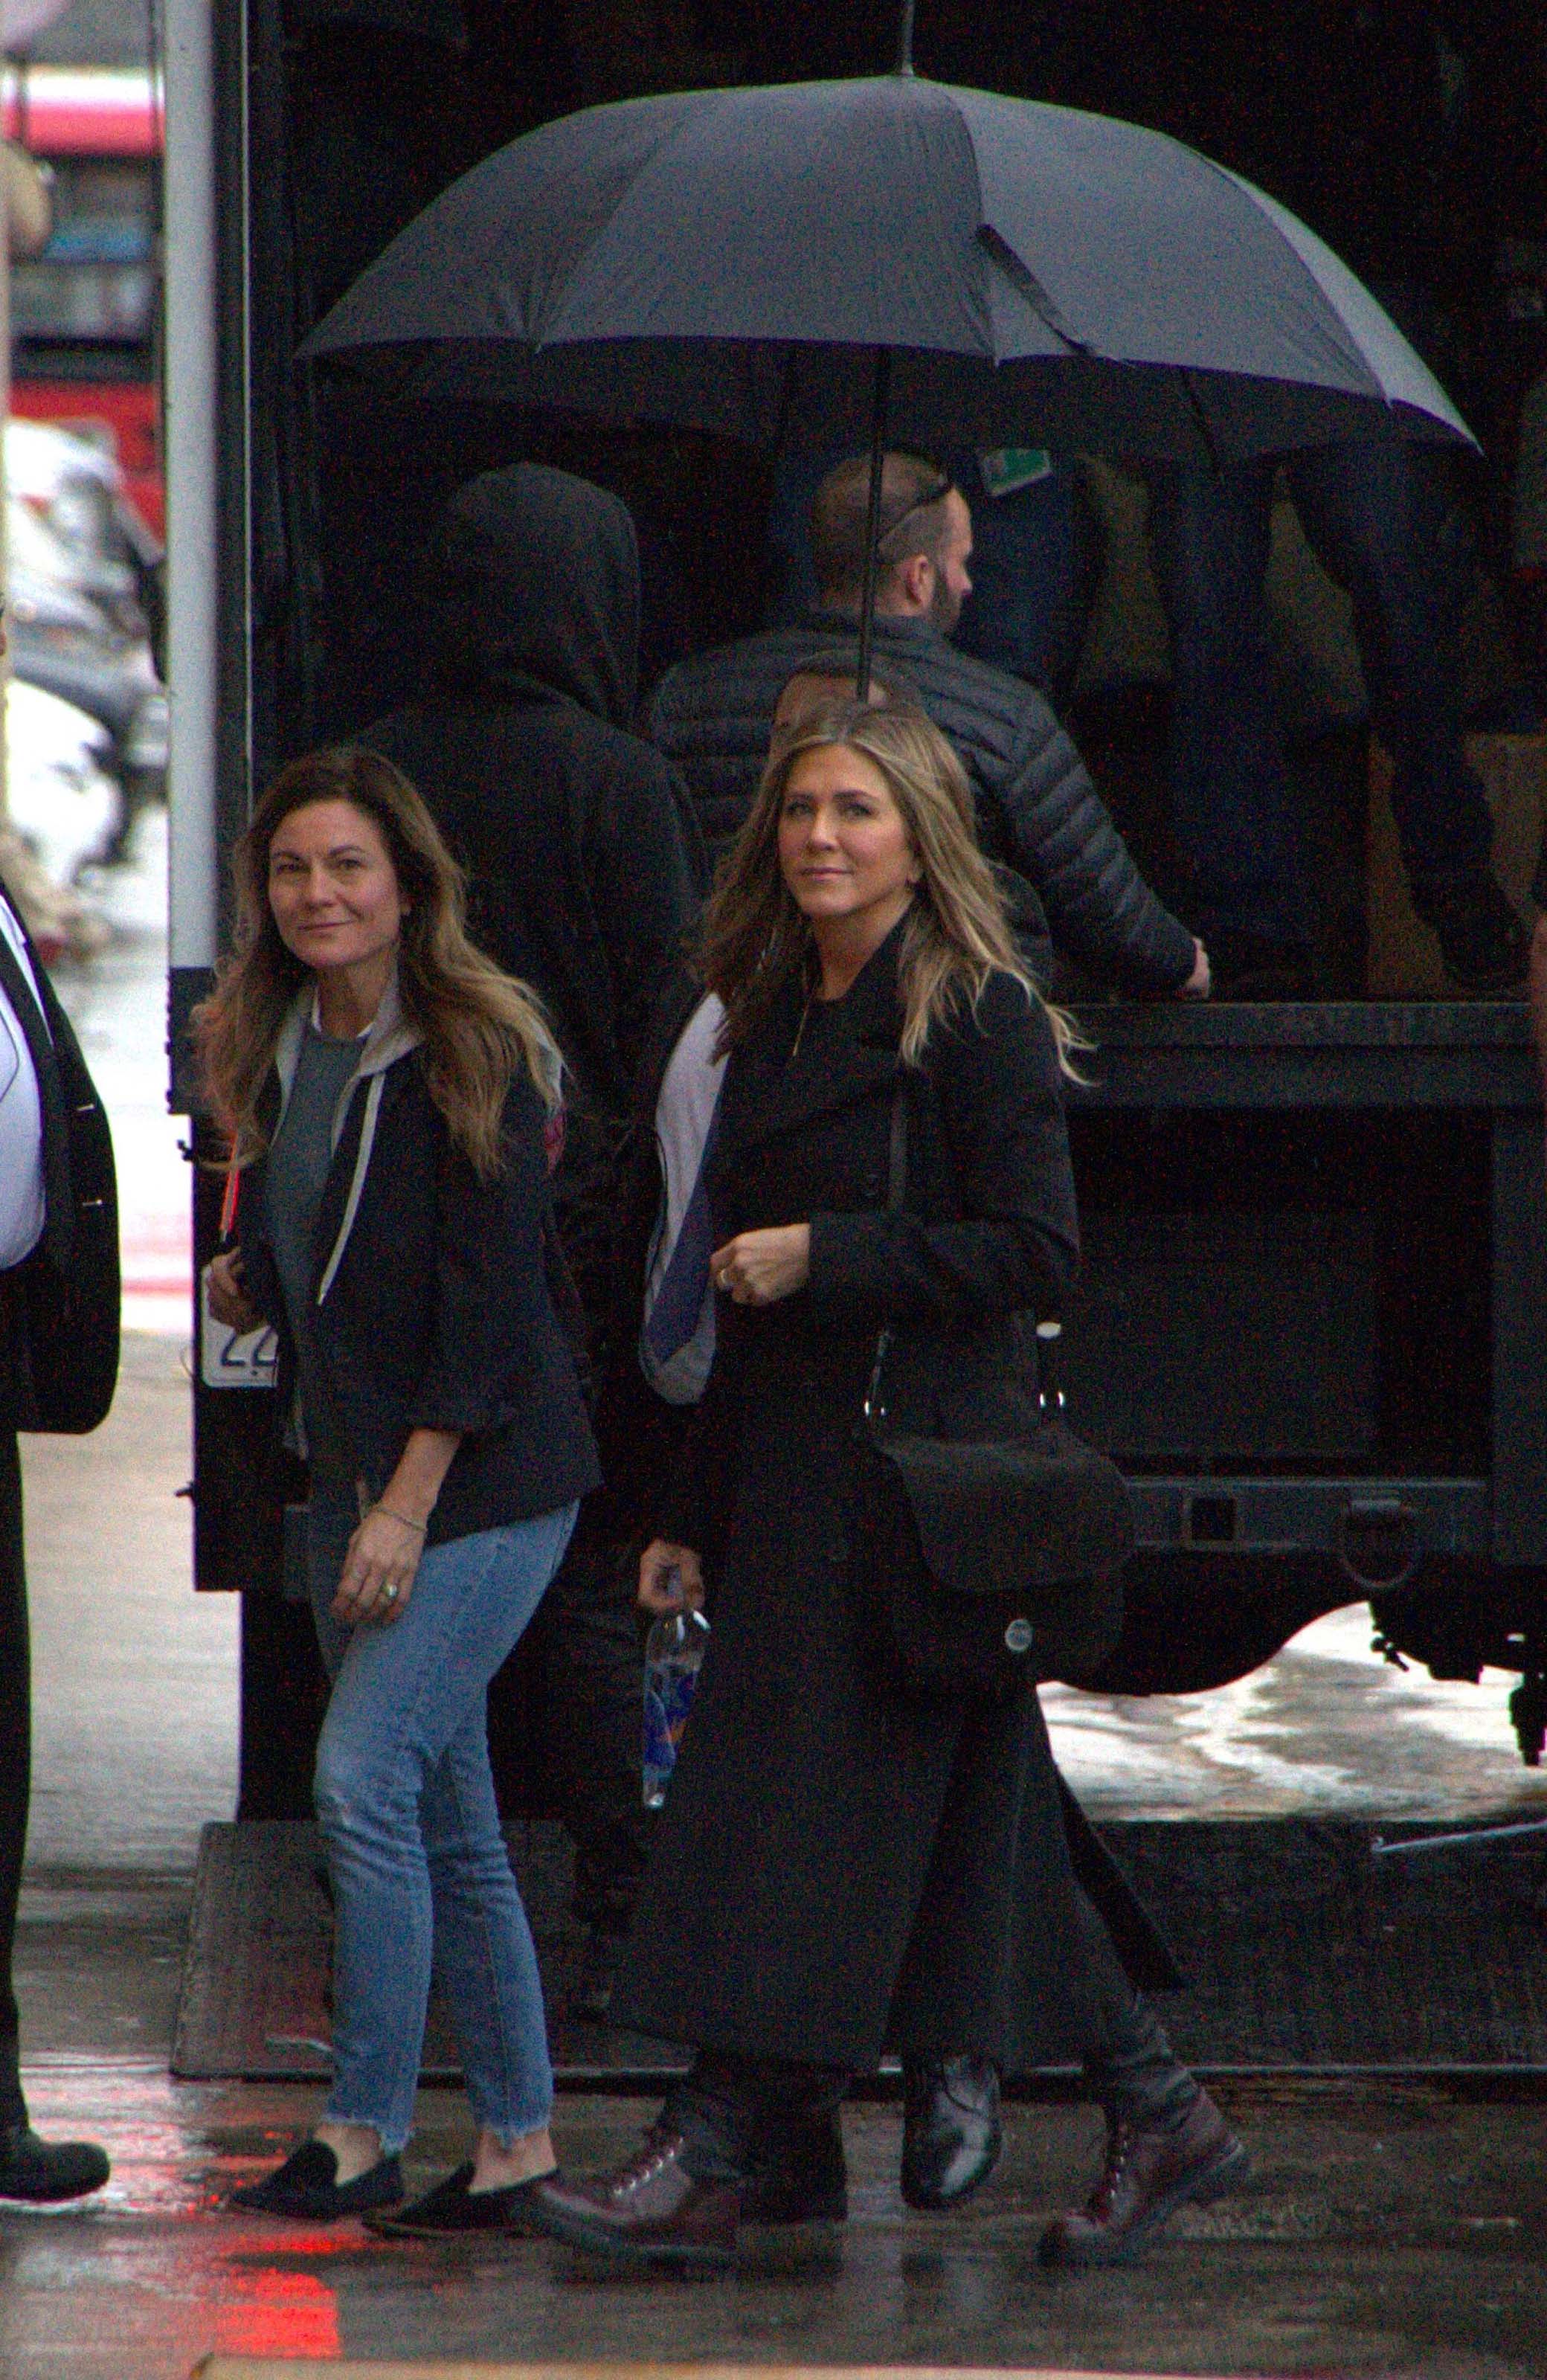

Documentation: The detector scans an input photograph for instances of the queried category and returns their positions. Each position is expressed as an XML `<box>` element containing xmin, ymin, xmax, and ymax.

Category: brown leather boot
<box><xmin>1039</xmin><ymin>2090</ymin><xmax>1249</xmax><ymax>2268</ymax></box>
<box><xmin>527</xmin><ymin>2124</ymin><xmax>741</xmax><ymax>2271</ymax></box>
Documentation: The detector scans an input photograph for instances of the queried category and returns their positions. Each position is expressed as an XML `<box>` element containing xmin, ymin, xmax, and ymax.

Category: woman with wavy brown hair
<box><xmin>199</xmin><ymin>747</ymin><xmax>598</xmax><ymax>2229</ymax></box>
<box><xmin>533</xmin><ymin>699</ymin><xmax>1241</xmax><ymax>2273</ymax></box>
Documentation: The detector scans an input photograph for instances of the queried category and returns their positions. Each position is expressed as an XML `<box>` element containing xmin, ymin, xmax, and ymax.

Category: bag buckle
<box><xmin>1035</xmin><ymin>1318</ymin><xmax>1065</xmax><ymax>1416</ymax></box>
<box><xmin>864</xmin><ymin>1326</ymin><xmax>894</xmax><ymax>1424</ymax></box>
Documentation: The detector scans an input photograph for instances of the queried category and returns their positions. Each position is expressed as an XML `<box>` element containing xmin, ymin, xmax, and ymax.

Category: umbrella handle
<box><xmin>856</xmin><ymin>347</ymin><xmax>893</xmax><ymax>702</ymax></box>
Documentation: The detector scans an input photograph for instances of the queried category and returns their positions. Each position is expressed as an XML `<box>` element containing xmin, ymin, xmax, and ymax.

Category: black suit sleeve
<box><xmin>0</xmin><ymin>887</ymin><xmax>119</xmax><ymax>1435</ymax></box>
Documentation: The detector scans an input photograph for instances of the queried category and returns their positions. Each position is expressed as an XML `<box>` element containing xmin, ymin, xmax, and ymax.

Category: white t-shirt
<box><xmin>640</xmin><ymin>992</ymin><xmax>727</xmax><ymax>1406</ymax></box>
<box><xmin>0</xmin><ymin>895</ymin><xmax>47</xmax><ymax>1271</ymax></box>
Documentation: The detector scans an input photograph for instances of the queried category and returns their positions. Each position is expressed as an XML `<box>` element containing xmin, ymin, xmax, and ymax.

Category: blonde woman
<box><xmin>533</xmin><ymin>701</ymin><xmax>1242</xmax><ymax>2271</ymax></box>
<box><xmin>199</xmin><ymin>747</ymin><xmax>597</xmax><ymax>2228</ymax></box>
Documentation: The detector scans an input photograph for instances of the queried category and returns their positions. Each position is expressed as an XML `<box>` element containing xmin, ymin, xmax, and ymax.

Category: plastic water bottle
<box><xmin>643</xmin><ymin>1603</ymin><xmax>710</xmax><ymax>1809</ymax></box>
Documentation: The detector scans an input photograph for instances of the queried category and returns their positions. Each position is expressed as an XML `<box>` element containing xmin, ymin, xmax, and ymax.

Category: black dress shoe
<box><xmin>228</xmin><ymin>2138</ymin><xmax>403</xmax><ymax>2219</ymax></box>
<box><xmin>901</xmin><ymin>2054</ymin><xmax>1003</xmax><ymax>2211</ymax></box>
<box><xmin>1038</xmin><ymin>2088</ymin><xmax>1249</xmax><ymax>2267</ymax></box>
<box><xmin>527</xmin><ymin>2124</ymin><xmax>740</xmax><ymax>2271</ymax></box>
<box><xmin>365</xmin><ymin>2158</ymin><xmax>553</xmax><ymax>2237</ymax></box>
<box><xmin>0</xmin><ymin>2126</ymin><xmax>110</xmax><ymax>2203</ymax></box>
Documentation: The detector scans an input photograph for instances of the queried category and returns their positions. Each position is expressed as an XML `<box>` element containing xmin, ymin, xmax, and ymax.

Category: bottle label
<box><xmin>643</xmin><ymin>1663</ymin><xmax>698</xmax><ymax>1807</ymax></box>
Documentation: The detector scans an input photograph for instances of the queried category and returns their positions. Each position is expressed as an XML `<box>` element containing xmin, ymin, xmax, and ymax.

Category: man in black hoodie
<box><xmin>363</xmin><ymin>462</ymin><xmax>704</xmax><ymax>2008</ymax></box>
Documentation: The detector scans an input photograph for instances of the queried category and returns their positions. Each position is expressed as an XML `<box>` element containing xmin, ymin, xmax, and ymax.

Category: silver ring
<box><xmin>382</xmin><ymin>1583</ymin><xmax>398</xmax><ymax>1602</ymax></box>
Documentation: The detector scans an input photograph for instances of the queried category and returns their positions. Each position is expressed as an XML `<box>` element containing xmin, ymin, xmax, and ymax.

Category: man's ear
<box><xmin>893</xmin><ymin>550</ymin><xmax>933</xmax><ymax>613</ymax></box>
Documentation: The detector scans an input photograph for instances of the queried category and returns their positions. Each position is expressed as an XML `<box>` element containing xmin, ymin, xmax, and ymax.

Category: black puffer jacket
<box><xmin>649</xmin><ymin>611</ymin><xmax>1196</xmax><ymax>997</ymax></box>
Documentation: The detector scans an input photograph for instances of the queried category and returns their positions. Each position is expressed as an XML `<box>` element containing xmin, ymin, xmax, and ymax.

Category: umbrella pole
<box><xmin>855</xmin><ymin>347</ymin><xmax>893</xmax><ymax>701</ymax></box>
<box><xmin>895</xmin><ymin>0</ymin><xmax>917</xmax><ymax>74</ymax></box>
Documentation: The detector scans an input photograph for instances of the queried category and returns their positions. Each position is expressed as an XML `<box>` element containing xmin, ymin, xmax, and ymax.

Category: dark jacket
<box><xmin>237</xmin><ymin>994</ymin><xmax>599</xmax><ymax>1548</ymax></box>
<box><xmin>364</xmin><ymin>464</ymin><xmax>704</xmax><ymax>1124</ymax></box>
<box><xmin>0</xmin><ymin>882</ymin><xmax>118</xmax><ymax>1436</ymax></box>
<box><xmin>362</xmin><ymin>466</ymin><xmax>706</xmax><ymax>1334</ymax></box>
<box><xmin>649</xmin><ymin>610</ymin><xmax>1197</xmax><ymax>997</ymax></box>
<box><xmin>361</xmin><ymin>469</ymin><xmax>699</xmax><ymax>1128</ymax></box>
<box><xmin>613</xmin><ymin>928</ymin><xmax>1176</xmax><ymax>2071</ymax></box>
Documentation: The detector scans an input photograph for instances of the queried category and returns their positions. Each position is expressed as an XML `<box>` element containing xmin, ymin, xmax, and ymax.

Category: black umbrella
<box><xmin>306</xmin><ymin>36</ymin><xmax>1471</xmax><ymax>686</ymax></box>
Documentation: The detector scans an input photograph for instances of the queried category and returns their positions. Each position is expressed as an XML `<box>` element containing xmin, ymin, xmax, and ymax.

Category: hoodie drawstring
<box><xmin>316</xmin><ymin>1072</ymin><xmax>385</xmax><ymax>1307</ymax></box>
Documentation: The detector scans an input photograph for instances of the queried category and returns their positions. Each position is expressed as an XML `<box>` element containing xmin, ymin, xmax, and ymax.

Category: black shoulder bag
<box><xmin>848</xmin><ymin>1078</ymin><xmax>1132</xmax><ymax>1701</ymax></box>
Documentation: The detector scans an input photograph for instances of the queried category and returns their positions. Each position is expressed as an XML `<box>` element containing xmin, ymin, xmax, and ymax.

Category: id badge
<box><xmin>979</xmin><ymin>446</ymin><xmax>1053</xmax><ymax>498</ymax></box>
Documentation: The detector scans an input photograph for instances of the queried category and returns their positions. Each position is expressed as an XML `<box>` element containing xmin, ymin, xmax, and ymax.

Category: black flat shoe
<box><xmin>228</xmin><ymin>2138</ymin><xmax>403</xmax><ymax>2219</ymax></box>
<box><xmin>901</xmin><ymin>2053</ymin><xmax>1003</xmax><ymax>2211</ymax></box>
<box><xmin>0</xmin><ymin>2126</ymin><xmax>110</xmax><ymax>2204</ymax></box>
<box><xmin>364</xmin><ymin>2160</ymin><xmax>552</xmax><ymax>2237</ymax></box>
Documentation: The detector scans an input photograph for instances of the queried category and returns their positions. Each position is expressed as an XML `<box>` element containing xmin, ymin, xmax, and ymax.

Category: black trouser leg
<box><xmin>1076</xmin><ymin>1891</ymin><xmax>1199</xmax><ymax>2134</ymax></box>
<box><xmin>0</xmin><ymin>1435</ymin><xmax>30</xmax><ymax>2132</ymax></box>
<box><xmin>666</xmin><ymin>2052</ymin><xmax>850</xmax><ymax>2185</ymax></box>
<box><xmin>536</xmin><ymin>1493</ymin><xmax>651</xmax><ymax>1934</ymax></box>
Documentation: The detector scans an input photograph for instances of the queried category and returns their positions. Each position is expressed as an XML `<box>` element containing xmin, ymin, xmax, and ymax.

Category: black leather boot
<box><xmin>901</xmin><ymin>2053</ymin><xmax>1002</xmax><ymax>2210</ymax></box>
<box><xmin>666</xmin><ymin>2053</ymin><xmax>849</xmax><ymax>2227</ymax></box>
<box><xmin>742</xmin><ymin>2112</ymin><xmax>847</xmax><ymax>2223</ymax></box>
<box><xmin>0</xmin><ymin>2126</ymin><xmax>109</xmax><ymax>2203</ymax></box>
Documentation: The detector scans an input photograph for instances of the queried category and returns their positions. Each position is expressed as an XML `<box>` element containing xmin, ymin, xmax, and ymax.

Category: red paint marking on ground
<box><xmin>211</xmin><ymin>2266</ymin><xmax>341</xmax><ymax>2358</ymax></box>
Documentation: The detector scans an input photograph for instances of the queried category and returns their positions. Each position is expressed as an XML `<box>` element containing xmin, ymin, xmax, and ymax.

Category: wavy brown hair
<box><xmin>194</xmin><ymin>746</ymin><xmax>562</xmax><ymax>1179</ymax></box>
<box><xmin>699</xmin><ymin>698</ymin><xmax>1081</xmax><ymax>1073</ymax></box>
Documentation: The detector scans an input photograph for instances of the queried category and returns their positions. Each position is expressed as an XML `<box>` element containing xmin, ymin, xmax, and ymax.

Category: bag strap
<box><xmin>1033</xmin><ymin>1316</ymin><xmax>1065</xmax><ymax>1416</ymax></box>
<box><xmin>863</xmin><ymin>1074</ymin><xmax>910</xmax><ymax>1426</ymax></box>
<box><xmin>887</xmin><ymin>1068</ymin><xmax>907</xmax><ymax>1215</ymax></box>
<box><xmin>866</xmin><ymin>1072</ymin><xmax>1068</xmax><ymax>1426</ymax></box>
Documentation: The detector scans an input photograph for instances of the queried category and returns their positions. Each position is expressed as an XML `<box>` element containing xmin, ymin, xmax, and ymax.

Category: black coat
<box><xmin>612</xmin><ymin>928</ymin><xmax>1174</xmax><ymax>2071</ymax></box>
<box><xmin>361</xmin><ymin>466</ymin><xmax>706</xmax><ymax>1337</ymax></box>
<box><xmin>648</xmin><ymin>610</ymin><xmax>1196</xmax><ymax>997</ymax></box>
<box><xmin>237</xmin><ymin>1048</ymin><xmax>599</xmax><ymax>1547</ymax></box>
<box><xmin>0</xmin><ymin>883</ymin><xmax>118</xmax><ymax>1436</ymax></box>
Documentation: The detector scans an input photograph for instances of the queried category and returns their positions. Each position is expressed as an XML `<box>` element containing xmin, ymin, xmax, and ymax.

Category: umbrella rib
<box><xmin>1183</xmin><ymin>143</ymin><xmax>1386</xmax><ymax>402</ymax></box>
<box><xmin>975</xmin><ymin>224</ymin><xmax>1089</xmax><ymax>358</ymax></box>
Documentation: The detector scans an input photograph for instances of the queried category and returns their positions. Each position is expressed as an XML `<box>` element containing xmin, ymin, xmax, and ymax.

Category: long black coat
<box><xmin>611</xmin><ymin>928</ymin><xmax>1174</xmax><ymax>2072</ymax></box>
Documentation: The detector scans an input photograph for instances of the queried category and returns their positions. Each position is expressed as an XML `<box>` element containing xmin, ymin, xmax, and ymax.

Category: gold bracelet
<box><xmin>373</xmin><ymin>1505</ymin><xmax>427</xmax><ymax>1533</ymax></box>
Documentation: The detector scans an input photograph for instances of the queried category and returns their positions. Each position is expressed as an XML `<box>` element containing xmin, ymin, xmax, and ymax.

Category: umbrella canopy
<box><xmin>306</xmin><ymin>73</ymin><xmax>1470</xmax><ymax>465</ymax></box>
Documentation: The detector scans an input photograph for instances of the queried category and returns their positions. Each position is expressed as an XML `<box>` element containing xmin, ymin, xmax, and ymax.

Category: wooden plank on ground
<box><xmin>193</xmin><ymin>2364</ymin><xmax>1211</xmax><ymax>2380</ymax></box>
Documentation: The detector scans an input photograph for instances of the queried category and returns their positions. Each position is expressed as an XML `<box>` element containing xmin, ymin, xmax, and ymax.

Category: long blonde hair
<box><xmin>194</xmin><ymin>746</ymin><xmax>562</xmax><ymax>1179</ymax></box>
<box><xmin>700</xmin><ymin>698</ymin><xmax>1081</xmax><ymax>1072</ymax></box>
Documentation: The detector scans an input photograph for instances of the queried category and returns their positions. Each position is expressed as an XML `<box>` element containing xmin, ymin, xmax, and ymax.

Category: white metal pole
<box><xmin>162</xmin><ymin>0</ymin><xmax>219</xmax><ymax>975</ymax></box>
<box><xmin>0</xmin><ymin>86</ymin><xmax>11</xmax><ymax>833</ymax></box>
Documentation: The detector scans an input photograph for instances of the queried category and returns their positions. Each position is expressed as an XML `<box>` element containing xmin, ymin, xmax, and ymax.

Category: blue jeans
<box><xmin>306</xmin><ymin>1481</ymin><xmax>578</xmax><ymax>2155</ymax></box>
<box><xmin>1145</xmin><ymin>442</ymin><xmax>1493</xmax><ymax>944</ymax></box>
